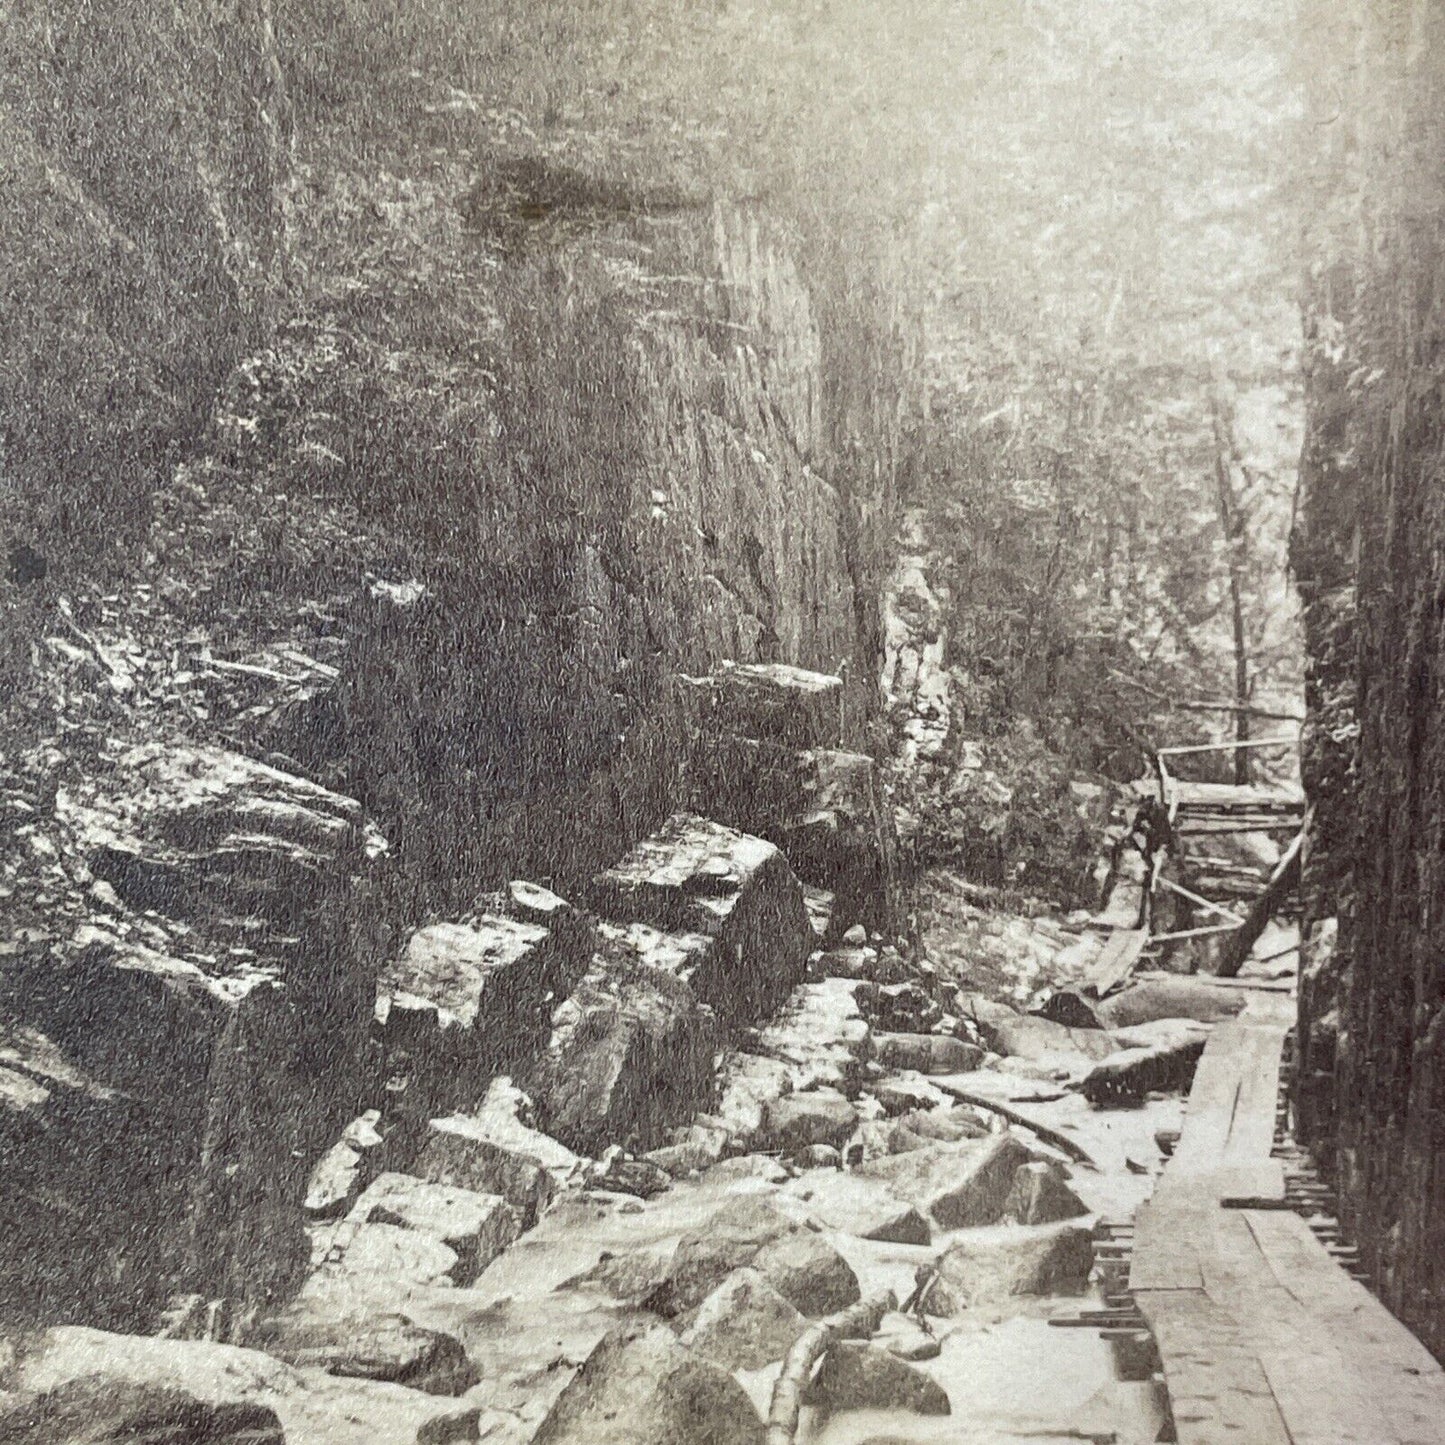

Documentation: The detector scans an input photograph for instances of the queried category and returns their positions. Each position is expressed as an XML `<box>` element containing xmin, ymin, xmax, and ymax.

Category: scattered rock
<box><xmin>773</xmin><ymin>748</ymin><xmax>902</xmax><ymax>936</ymax></box>
<box><xmin>350</xmin><ymin>1172</ymin><xmax>520</xmax><ymax>1284</ymax></box>
<box><xmin>531</xmin><ymin>954</ymin><xmax>720</xmax><ymax>1154</ymax></box>
<box><xmin>1035</xmin><ymin>990</ymin><xmax>1106</xmax><ymax>1030</ymax></box>
<box><xmin>856</xmin><ymin>1117</ymin><xmax>931</xmax><ymax>1160</ymax></box>
<box><xmin>585</xmin><ymin>1146</ymin><xmax>672</xmax><ymax>1199</ymax></box>
<box><xmin>786</xmin><ymin>1173</ymin><xmax>932</xmax><ymax>1245</ymax></box>
<box><xmin>532</xmin><ymin>1318</ymin><xmax>765</xmax><ymax>1445</ymax></box>
<box><xmin>1002</xmin><ymin>1162</ymin><xmax>1090</xmax><ymax>1225</ymax></box>
<box><xmin>805</xmin><ymin>1343</ymin><xmax>951</xmax><ymax>1416</ymax></box>
<box><xmin>813</xmin><ymin>945</ymin><xmax>878</xmax><ymax>981</ymax></box>
<box><xmin>870</xmin><ymin>982</ymin><xmax>943</xmax><ymax>1034</ymax></box>
<box><xmin>680</xmin><ymin>1268</ymin><xmax>810</xmax><ymax>1371</ymax></box>
<box><xmin>715</xmin><ymin>1052</ymin><xmax>795</xmax><ymax>1139</ymax></box>
<box><xmin>761</xmin><ymin>1088</ymin><xmax>859</xmax><ymax>1155</ymax></box>
<box><xmin>0</xmin><ymin>1378</ymin><xmax>285</xmax><ymax>1444</ymax></box>
<box><xmin>803</xmin><ymin>886</ymin><xmax>835</xmax><ymax>942</ymax></box>
<box><xmin>683</xmin><ymin>728</ymin><xmax>902</xmax><ymax>937</ymax></box>
<box><xmin>893</xmin><ymin>1108</ymin><xmax>989</xmax><ymax>1144</ymax></box>
<box><xmin>74</xmin><ymin>744</ymin><xmax>381</xmax><ymax>935</ymax></box>
<box><xmin>874</xmin><ymin>1313</ymin><xmax>943</xmax><ymax>1363</ymax></box>
<box><xmin>795</xmin><ymin>1143</ymin><xmax>843</xmax><ymax>1169</ymax></box>
<box><xmin>703</xmin><ymin>1154</ymin><xmax>790</xmax><ymax>1187</ymax></box>
<box><xmin>874</xmin><ymin>1033</ymin><xmax>984</xmax><ymax>1075</ymax></box>
<box><xmin>562</xmin><ymin>1246</ymin><xmax>677</xmax><ymax>1306</ymax></box>
<box><xmin>755</xmin><ymin>978</ymin><xmax>873</xmax><ymax>1096</ymax></box>
<box><xmin>923</xmin><ymin>1221</ymin><xmax>1095</xmax><ymax>1312</ymax></box>
<box><xmin>751</xmin><ymin>1228</ymin><xmax>862</xmax><ymax>1317</ymax></box>
<box><xmin>589</xmin><ymin>813</ymin><xmax>812</xmax><ymax>1025</ymax></box>
<box><xmin>308</xmin><ymin>1222</ymin><xmax>460</xmax><ymax>1293</ymax></box>
<box><xmin>870</xmin><ymin>1076</ymin><xmax>951</xmax><ymax>1117</ymax></box>
<box><xmin>861</xmin><ymin>1132</ymin><xmax>1034</xmax><ymax>1229</ymax></box>
<box><xmin>643</xmin><ymin>1123</ymin><xmax>730</xmax><ymax>1177</ymax></box>
<box><xmin>973</xmin><ymin>1011</ymin><xmax>1116</xmax><ymax>1071</ymax></box>
<box><xmin>649</xmin><ymin>1195</ymin><xmax>799</xmax><ymax>1315</ymax></box>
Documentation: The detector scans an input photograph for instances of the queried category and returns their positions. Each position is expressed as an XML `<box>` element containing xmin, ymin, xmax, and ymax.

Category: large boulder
<box><xmin>70</xmin><ymin>744</ymin><xmax>382</xmax><ymax>951</ymax></box>
<box><xmin>715</xmin><ymin>1052</ymin><xmax>796</xmax><ymax>1139</ymax></box>
<box><xmin>648</xmin><ymin>1195</ymin><xmax>798</xmax><ymax>1316</ymax></box>
<box><xmin>785</xmin><ymin>1173</ymin><xmax>932</xmax><ymax>1246</ymax></box>
<box><xmin>533</xmin><ymin>1319</ymin><xmax>765</xmax><ymax>1445</ymax></box>
<box><xmin>860</xmin><ymin>1133</ymin><xmax>1034</xmax><ymax>1230</ymax></box>
<box><xmin>305</xmin><ymin>1223</ymin><xmax>460</xmax><ymax>1295</ymax></box>
<box><xmin>348</xmin><ymin>1172</ymin><xmax>520</xmax><ymax>1285</ymax></box>
<box><xmin>773</xmin><ymin>749</ymin><xmax>902</xmax><ymax>937</ymax></box>
<box><xmin>1096</xmin><ymin>978</ymin><xmax>1249</xmax><ymax>1028</ymax></box>
<box><xmin>924</xmin><ymin>1222</ymin><xmax>1095</xmax><ymax>1312</ymax></box>
<box><xmin>1078</xmin><ymin>1021</ymin><xmax>1210</xmax><ymax>1106</ymax></box>
<box><xmin>304</xmin><ymin>1111</ymin><xmax>386</xmax><ymax>1221</ymax></box>
<box><xmin>805</xmin><ymin>1343</ymin><xmax>951</xmax><ymax>1416</ymax></box>
<box><xmin>685</xmin><ymin>730</ymin><xmax>902</xmax><ymax>937</ymax></box>
<box><xmin>253</xmin><ymin>1312</ymin><xmax>477</xmax><ymax>1396</ymax></box>
<box><xmin>1001</xmin><ymin>1162</ymin><xmax>1090</xmax><ymax>1226</ymax></box>
<box><xmin>750</xmin><ymin>1229</ymin><xmax>862</xmax><ymax>1317</ymax></box>
<box><xmin>874</xmin><ymin>1033</ymin><xmax>984</xmax><ymax>1075</ymax></box>
<box><xmin>0</xmin><ymin>1377</ymin><xmax>284</xmax><ymax>1444</ymax></box>
<box><xmin>648</xmin><ymin>1194</ymin><xmax>857</xmax><ymax>1318</ymax></box>
<box><xmin>530</xmin><ymin>955</ymin><xmax>720</xmax><ymax>1155</ymax></box>
<box><xmin>12</xmin><ymin>1327</ymin><xmax>479</xmax><ymax>1445</ymax></box>
<box><xmin>376</xmin><ymin>908</ymin><xmax>591</xmax><ymax>1107</ymax></box>
<box><xmin>588</xmin><ymin>814</ymin><xmax>812</xmax><ymax>1025</ymax></box>
<box><xmin>411</xmin><ymin>1079</ymin><xmax>582</xmax><ymax>1226</ymax></box>
<box><xmin>969</xmin><ymin>1008</ymin><xmax>1116</xmax><ymax>1075</ymax></box>
<box><xmin>760</xmin><ymin>1088</ymin><xmax>859</xmax><ymax>1156</ymax></box>
<box><xmin>680</xmin><ymin>1269</ymin><xmax>810</xmax><ymax>1371</ymax></box>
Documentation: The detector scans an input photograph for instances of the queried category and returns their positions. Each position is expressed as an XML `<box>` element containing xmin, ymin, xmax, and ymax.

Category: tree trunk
<box><xmin>1211</xmin><ymin>403</ymin><xmax>1253</xmax><ymax>785</ymax></box>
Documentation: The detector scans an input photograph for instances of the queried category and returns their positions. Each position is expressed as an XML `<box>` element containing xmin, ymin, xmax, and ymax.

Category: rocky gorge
<box><xmin>1</xmin><ymin>0</ymin><xmax>1377</xmax><ymax>1439</ymax></box>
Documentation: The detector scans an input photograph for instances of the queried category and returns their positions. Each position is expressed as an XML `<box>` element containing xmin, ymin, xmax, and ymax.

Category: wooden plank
<box><xmin>1154</xmin><ymin>874</ymin><xmax>1246</xmax><ymax>922</ymax></box>
<box><xmin>1133</xmin><ymin>970</ymin><xmax>1294</xmax><ymax>992</ymax></box>
<box><xmin>1135</xmin><ymin>1290</ymin><xmax>1291</xmax><ymax>1444</ymax></box>
<box><xmin>1085</xmin><ymin>927</ymin><xmax>1148</xmax><ymax>997</ymax></box>
<box><xmin>1131</xmin><ymin>1196</ymin><xmax>1206</xmax><ymax>1291</ymax></box>
<box><xmin>1244</xmin><ymin>1211</ymin><xmax>1445</xmax><ymax>1382</ymax></box>
<box><xmin>1132</xmin><ymin>995</ymin><xmax>1445</xmax><ymax>1445</ymax></box>
<box><xmin>1175</xmin><ymin>821</ymin><xmax>1303</xmax><ymax>836</ymax></box>
<box><xmin>1257</xmin><ymin>1338</ymin><xmax>1397</xmax><ymax>1444</ymax></box>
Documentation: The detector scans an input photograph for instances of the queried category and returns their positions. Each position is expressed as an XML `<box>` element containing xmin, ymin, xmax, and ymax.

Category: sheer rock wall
<box><xmin>1295</xmin><ymin>0</ymin><xmax>1445</xmax><ymax>1355</ymax></box>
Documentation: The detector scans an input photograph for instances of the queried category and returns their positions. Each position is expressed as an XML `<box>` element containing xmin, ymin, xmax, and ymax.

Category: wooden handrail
<box><xmin>1156</xmin><ymin>735</ymin><xmax>1296</xmax><ymax>759</ymax></box>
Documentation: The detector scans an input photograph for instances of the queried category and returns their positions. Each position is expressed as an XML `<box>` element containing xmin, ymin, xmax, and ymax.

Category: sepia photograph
<box><xmin>0</xmin><ymin>1</ymin><xmax>1439</xmax><ymax>1440</ymax></box>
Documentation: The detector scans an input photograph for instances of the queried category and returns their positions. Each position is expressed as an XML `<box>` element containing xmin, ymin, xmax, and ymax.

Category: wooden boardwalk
<box><xmin>1130</xmin><ymin>993</ymin><xmax>1445</xmax><ymax>1443</ymax></box>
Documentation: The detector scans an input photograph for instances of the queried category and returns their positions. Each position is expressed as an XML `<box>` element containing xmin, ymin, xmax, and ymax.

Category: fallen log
<box><xmin>766</xmin><ymin>1291</ymin><xmax>896</xmax><ymax>1445</ymax></box>
<box><xmin>929</xmin><ymin>1080</ymin><xmax>1101</xmax><ymax>1169</ymax></box>
<box><xmin>1215</xmin><ymin>811</ymin><xmax>1310</xmax><ymax>978</ymax></box>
